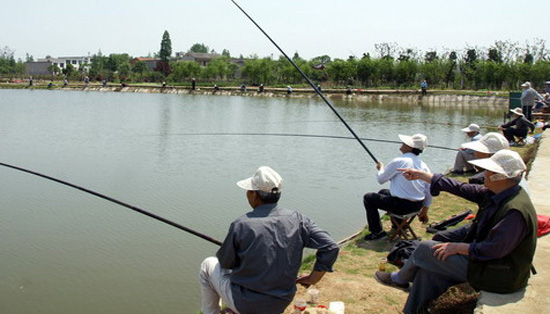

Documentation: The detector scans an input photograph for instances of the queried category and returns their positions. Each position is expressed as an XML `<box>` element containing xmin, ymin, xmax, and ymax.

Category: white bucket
<box><xmin>328</xmin><ymin>301</ymin><xmax>345</xmax><ymax>314</ymax></box>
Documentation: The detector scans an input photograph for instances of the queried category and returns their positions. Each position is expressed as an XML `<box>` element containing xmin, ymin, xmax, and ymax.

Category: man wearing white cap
<box><xmin>498</xmin><ymin>107</ymin><xmax>535</xmax><ymax>146</ymax></box>
<box><xmin>520</xmin><ymin>81</ymin><xmax>543</xmax><ymax>121</ymax></box>
<box><xmin>461</xmin><ymin>132</ymin><xmax>509</xmax><ymax>184</ymax></box>
<box><xmin>363</xmin><ymin>134</ymin><xmax>432</xmax><ymax>240</ymax></box>
<box><xmin>450</xmin><ymin>123</ymin><xmax>482</xmax><ymax>174</ymax></box>
<box><xmin>199</xmin><ymin>166</ymin><xmax>339</xmax><ymax>314</ymax></box>
<box><xmin>374</xmin><ymin>150</ymin><xmax>537</xmax><ymax>314</ymax></box>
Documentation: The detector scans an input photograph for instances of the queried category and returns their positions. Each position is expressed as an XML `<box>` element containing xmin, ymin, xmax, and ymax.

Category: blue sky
<box><xmin>2</xmin><ymin>0</ymin><xmax>549</xmax><ymax>61</ymax></box>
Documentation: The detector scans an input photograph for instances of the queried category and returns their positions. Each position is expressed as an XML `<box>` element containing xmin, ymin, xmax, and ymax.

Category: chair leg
<box><xmin>389</xmin><ymin>215</ymin><xmax>418</xmax><ymax>241</ymax></box>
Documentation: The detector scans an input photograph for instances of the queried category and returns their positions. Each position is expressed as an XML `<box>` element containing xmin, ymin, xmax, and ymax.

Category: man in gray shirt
<box><xmin>199</xmin><ymin>166</ymin><xmax>339</xmax><ymax>314</ymax></box>
<box><xmin>520</xmin><ymin>81</ymin><xmax>543</xmax><ymax>121</ymax></box>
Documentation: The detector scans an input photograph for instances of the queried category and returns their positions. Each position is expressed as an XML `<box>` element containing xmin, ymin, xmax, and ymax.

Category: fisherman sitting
<box><xmin>450</xmin><ymin>123</ymin><xmax>482</xmax><ymax>175</ymax></box>
<box><xmin>199</xmin><ymin>166</ymin><xmax>339</xmax><ymax>314</ymax></box>
<box><xmin>362</xmin><ymin>134</ymin><xmax>432</xmax><ymax>240</ymax></box>
<box><xmin>498</xmin><ymin>108</ymin><xmax>535</xmax><ymax>146</ymax></box>
<box><xmin>375</xmin><ymin>150</ymin><xmax>537</xmax><ymax>314</ymax></box>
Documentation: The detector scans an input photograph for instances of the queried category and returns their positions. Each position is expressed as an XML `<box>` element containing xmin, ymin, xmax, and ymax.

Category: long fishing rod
<box><xmin>172</xmin><ymin>132</ymin><xmax>458</xmax><ymax>152</ymax></box>
<box><xmin>229</xmin><ymin>0</ymin><xmax>379</xmax><ymax>164</ymax></box>
<box><xmin>0</xmin><ymin>162</ymin><xmax>222</xmax><ymax>246</ymax></box>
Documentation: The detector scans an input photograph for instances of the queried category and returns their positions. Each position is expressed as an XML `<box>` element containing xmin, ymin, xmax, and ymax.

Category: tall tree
<box><xmin>189</xmin><ymin>43</ymin><xmax>209</xmax><ymax>53</ymax></box>
<box><xmin>159</xmin><ymin>30</ymin><xmax>172</xmax><ymax>62</ymax></box>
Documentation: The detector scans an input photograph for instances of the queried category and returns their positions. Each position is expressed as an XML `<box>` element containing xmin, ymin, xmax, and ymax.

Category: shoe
<box><xmin>374</xmin><ymin>271</ymin><xmax>410</xmax><ymax>291</ymax></box>
<box><xmin>450</xmin><ymin>170</ymin><xmax>464</xmax><ymax>175</ymax></box>
<box><xmin>364</xmin><ymin>231</ymin><xmax>387</xmax><ymax>241</ymax></box>
<box><xmin>464</xmin><ymin>169</ymin><xmax>477</xmax><ymax>174</ymax></box>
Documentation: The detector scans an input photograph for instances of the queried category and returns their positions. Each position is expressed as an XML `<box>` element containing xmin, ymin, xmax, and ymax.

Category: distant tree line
<box><xmin>2</xmin><ymin>36</ymin><xmax>549</xmax><ymax>90</ymax></box>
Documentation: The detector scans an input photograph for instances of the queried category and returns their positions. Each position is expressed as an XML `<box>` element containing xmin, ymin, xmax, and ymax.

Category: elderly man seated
<box><xmin>374</xmin><ymin>150</ymin><xmax>537</xmax><ymax>314</ymax></box>
<box><xmin>498</xmin><ymin>108</ymin><xmax>535</xmax><ymax>146</ymax></box>
<box><xmin>450</xmin><ymin>123</ymin><xmax>482</xmax><ymax>174</ymax></box>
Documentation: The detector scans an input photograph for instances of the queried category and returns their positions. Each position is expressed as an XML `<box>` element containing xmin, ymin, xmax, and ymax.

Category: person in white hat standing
<box><xmin>520</xmin><ymin>81</ymin><xmax>543</xmax><ymax>121</ymax></box>
<box><xmin>498</xmin><ymin>107</ymin><xmax>535</xmax><ymax>146</ymax></box>
<box><xmin>362</xmin><ymin>134</ymin><xmax>432</xmax><ymax>240</ymax></box>
<box><xmin>450</xmin><ymin>123</ymin><xmax>482</xmax><ymax>174</ymax></box>
<box><xmin>375</xmin><ymin>150</ymin><xmax>537</xmax><ymax>314</ymax></box>
<box><xmin>199</xmin><ymin>166</ymin><xmax>339</xmax><ymax>314</ymax></box>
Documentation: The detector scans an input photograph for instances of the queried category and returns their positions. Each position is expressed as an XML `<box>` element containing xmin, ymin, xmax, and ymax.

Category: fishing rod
<box><xmin>0</xmin><ymin>162</ymin><xmax>223</xmax><ymax>246</ymax></box>
<box><xmin>171</xmin><ymin>132</ymin><xmax>458</xmax><ymax>152</ymax></box>
<box><xmin>229</xmin><ymin>0</ymin><xmax>379</xmax><ymax>164</ymax></box>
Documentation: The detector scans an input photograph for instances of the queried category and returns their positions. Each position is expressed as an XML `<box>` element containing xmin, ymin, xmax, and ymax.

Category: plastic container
<box><xmin>328</xmin><ymin>301</ymin><xmax>345</xmax><ymax>314</ymax></box>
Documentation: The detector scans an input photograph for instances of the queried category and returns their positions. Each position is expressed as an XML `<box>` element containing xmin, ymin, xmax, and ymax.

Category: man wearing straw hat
<box><xmin>362</xmin><ymin>133</ymin><xmax>432</xmax><ymax>240</ymax></box>
<box><xmin>498</xmin><ymin>108</ymin><xmax>535</xmax><ymax>146</ymax></box>
<box><xmin>450</xmin><ymin>123</ymin><xmax>482</xmax><ymax>175</ymax></box>
<box><xmin>375</xmin><ymin>150</ymin><xmax>537</xmax><ymax>314</ymax></box>
<box><xmin>199</xmin><ymin>166</ymin><xmax>339</xmax><ymax>314</ymax></box>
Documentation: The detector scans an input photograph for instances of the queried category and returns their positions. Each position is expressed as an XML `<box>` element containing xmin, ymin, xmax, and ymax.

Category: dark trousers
<box><xmin>502</xmin><ymin>128</ymin><xmax>527</xmax><ymax>142</ymax></box>
<box><xmin>363</xmin><ymin>189</ymin><xmax>424</xmax><ymax>234</ymax></box>
<box><xmin>522</xmin><ymin>105</ymin><xmax>532</xmax><ymax>121</ymax></box>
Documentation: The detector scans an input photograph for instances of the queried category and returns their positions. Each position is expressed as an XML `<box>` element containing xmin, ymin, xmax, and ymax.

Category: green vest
<box><xmin>467</xmin><ymin>188</ymin><xmax>537</xmax><ymax>293</ymax></box>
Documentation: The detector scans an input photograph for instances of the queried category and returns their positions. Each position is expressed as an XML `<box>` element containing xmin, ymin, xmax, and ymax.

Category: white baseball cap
<box><xmin>461</xmin><ymin>123</ymin><xmax>480</xmax><ymax>133</ymax></box>
<box><xmin>461</xmin><ymin>132</ymin><xmax>509</xmax><ymax>154</ymax></box>
<box><xmin>237</xmin><ymin>166</ymin><xmax>283</xmax><ymax>193</ymax></box>
<box><xmin>521</xmin><ymin>81</ymin><xmax>531</xmax><ymax>87</ymax></box>
<box><xmin>468</xmin><ymin>150</ymin><xmax>526</xmax><ymax>178</ymax></box>
<box><xmin>398</xmin><ymin>134</ymin><xmax>428</xmax><ymax>150</ymax></box>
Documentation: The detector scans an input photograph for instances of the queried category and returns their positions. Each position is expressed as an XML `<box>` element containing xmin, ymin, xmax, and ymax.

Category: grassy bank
<box><xmin>285</xmin><ymin>142</ymin><xmax>540</xmax><ymax>314</ymax></box>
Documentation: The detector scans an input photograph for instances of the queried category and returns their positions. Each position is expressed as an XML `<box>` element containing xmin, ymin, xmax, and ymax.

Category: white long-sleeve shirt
<box><xmin>377</xmin><ymin>152</ymin><xmax>432</xmax><ymax>206</ymax></box>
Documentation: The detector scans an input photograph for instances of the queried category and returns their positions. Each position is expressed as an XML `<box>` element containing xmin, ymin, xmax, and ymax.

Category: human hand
<box><xmin>376</xmin><ymin>162</ymin><xmax>384</xmax><ymax>171</ymax></box>
<box><xmin>432</xmin><ymin>242</ymin><xmax>468</xmax><ymax>261</ymax></box>
<box><xmin>296</xmin><ymin>271</ymin><xmax>326</xmax><ymax>288</ymax></box>
<box><xmin>398</xmin><ymin>168</ymin><xmax>433</xmax><ymax>183</ymax></box>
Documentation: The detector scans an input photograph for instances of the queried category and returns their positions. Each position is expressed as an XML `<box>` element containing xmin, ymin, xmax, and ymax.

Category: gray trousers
<box><xmin>397</xmin><ymin>240</ymin><xmax>469</xmax><ymax>314</ymax></box>
<box><xmin>453</xmin><ymin>150</ymin><xmax>476</xmax><ymax>172</ymax></box>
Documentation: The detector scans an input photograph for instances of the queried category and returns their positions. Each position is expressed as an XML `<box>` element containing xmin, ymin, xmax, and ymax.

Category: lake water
<box><xmin>0</xmin><ymin>89</ymin><xmax>503</xmax><ymax>313</ymax></box>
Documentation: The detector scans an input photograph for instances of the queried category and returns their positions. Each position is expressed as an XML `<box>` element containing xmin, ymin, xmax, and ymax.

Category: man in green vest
<box><xmin>373</xmin><ymin>150</ymin><xmax>537</xmax><ymax>314</ymax></box>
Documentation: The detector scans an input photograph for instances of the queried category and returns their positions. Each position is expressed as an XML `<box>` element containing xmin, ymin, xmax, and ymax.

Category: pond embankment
<box><xmin>0</xmin><ymin>82</ymin><xmax>509</xmax><ymax>109</ymax></box>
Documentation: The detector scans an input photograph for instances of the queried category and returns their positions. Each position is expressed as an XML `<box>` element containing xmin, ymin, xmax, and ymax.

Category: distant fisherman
<box><xmin>520</xmin><ymin>81</ymin><xmax>543</xmax><ymax>121</ymax></box>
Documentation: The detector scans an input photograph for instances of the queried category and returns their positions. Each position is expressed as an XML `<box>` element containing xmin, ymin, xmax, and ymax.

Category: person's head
<box><xmin>521</xmin><ymin>81</ymin><xmax>531</xmax><ymax>89</ymax></box>
<box><xmin>461</xmin><ymin>123</ymin><xmax>480</xmax><ymax>138</ymax></box>
<box><xmin>468</xmin><ymin>150</ymin><xmax>526</xmax><ymax>192</ymax></box>
<box><xmin>461</xmin><ymin>132</ymin><xmax>509</xmax><ymax>159</ymax></box>
<box><xmin>510</xmin><ymin>107</ymin><xmax>524</xmax><ymax>118</ymax></box>
<box><xmin>237</xmin><ymin>166</ymin><xmax>283</xmax><ymax>208</ymax></box>
<box><xmin>398</xmin><ymin>134</ymin><xmax>428</xmax><ymax>155</ymax></box>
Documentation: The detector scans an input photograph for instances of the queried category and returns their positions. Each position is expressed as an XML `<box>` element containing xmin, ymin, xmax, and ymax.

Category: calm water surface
<box><xmin>0</xmin><ymin>89</ymin><xmax>503</xmax><ymax>313</ymax></box>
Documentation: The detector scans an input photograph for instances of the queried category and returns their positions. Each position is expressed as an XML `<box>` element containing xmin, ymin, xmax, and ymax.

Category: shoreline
<box><xmin>0</xmin><ymin>83</ymin><xmax>509</xmax><ymax>108</ymax></box>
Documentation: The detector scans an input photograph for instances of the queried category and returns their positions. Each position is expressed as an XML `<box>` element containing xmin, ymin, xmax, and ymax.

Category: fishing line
<box><xmin>0</xmin><ymin>162</ymin><xmax>222</xmax><ymax>246</ymax></box>
<box><xmin>229</xmin><ymin>0</ymin><xmax>379</xmax><ymax>164</ymax></box>
<box><xmin>171</xmin><ymin>132</ymin><xmax>458</xmax><ymax>152</ymax></box>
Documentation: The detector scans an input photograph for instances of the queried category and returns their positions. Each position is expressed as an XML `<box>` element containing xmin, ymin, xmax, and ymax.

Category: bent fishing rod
<box><xmin>229</xmin><ymin>0</ymin><xmax>379</xmax><ymax>164</ymax></box>
<box><xmin>0</xmin><ymin>162</ymin><xmax>222</xmax><ymax>246</ymax></box>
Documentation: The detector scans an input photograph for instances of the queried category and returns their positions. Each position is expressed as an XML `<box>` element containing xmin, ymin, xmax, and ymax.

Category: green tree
<box><xmin>159</xmin><ymin>30</ymin><xmax>172</xmax><ymax>62</ymax></box>
<box><xmin>189</xmin><ymin>43</ymin><xmax>209</xmax><ymax>53</ymax></box>
<box><xmin>169</xmin><ymin>61</ymin><xmax>202</xmax><ymax>82</ymax></box>
<box><xmin>242</xmin><ymin>57</ymin><xmax>277</xmax><ymax>84</ymax></box>
<box><xmin>357</xmin><ymin>56</ymin><xmax>378</xmax><ymax>87</ymax></box>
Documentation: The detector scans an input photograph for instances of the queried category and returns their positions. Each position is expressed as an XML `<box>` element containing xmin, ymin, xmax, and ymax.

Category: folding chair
<box><xmin>389</xmin><ymin>211</ymin><xmax>420</xmax><ymax>241</ymax></box>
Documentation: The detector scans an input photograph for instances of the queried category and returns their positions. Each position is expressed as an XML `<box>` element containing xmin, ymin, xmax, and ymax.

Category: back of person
<box><xmin>219</xmin><ymin>206</ymin><xmax>316</xmax><ymax>313</ymax></box>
